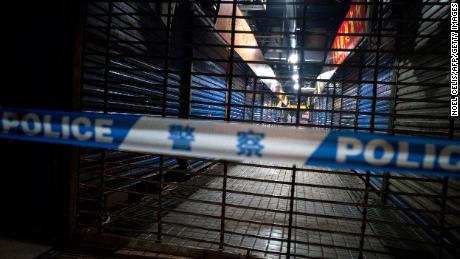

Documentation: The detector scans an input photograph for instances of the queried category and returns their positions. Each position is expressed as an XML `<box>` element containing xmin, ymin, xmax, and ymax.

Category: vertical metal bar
<box><xmin>295</xmin><ymin>0</ymin><xmax>308</xmax><ymax>126</ymax></box>
<box><xmin>370</xmin><ymin>0</ymin><xmax>383</xmax><ymax>133</ymax></box>
<box><xmin>178</xmin><ymin>4</ymin><xmax>193</xmax><ymax>119</ymax></box>
<box><xmin>102</xmin><ymin>1</ymin><xmax>112</xmax><ymax>114</ymax></box>
<box><xmin>98</xmin><ymin>0</ymin><xmax>113</xmax><ymax>233</ymax></box>
<box><xmin>260</xmin><ymin>91</ymin><xmax>265</xmax><ymax>122</ymax></box>
<box><xmin>213</xmin><ymin>0</ymin><xmax>222</xmax><ymax>24</ymax></box>
<box><xmin>242</xmin><ymin>77</ymin><xmax>249</xmax><ymax>120</ymax></box>
<box><xmin>338</xmin><ymin>65</ymin><xmax>346</xmax><ymax>130</ymax></box>
<box><xmin>224</xmin><ymin>0</ymin><xmax>238</xmax><ymax>121</ymax></box>
<box><xmin>98</xmin><ymin>150</ymin><xmax>106</xmax><ymax>233</ymax></box>
<box><xmin>251</xmin><ymin>78</ymin><xmax>257</xmax><ymax>122</ymax></box>
<box><xmin>286</xmin><ymin>165</ymin><xmax>297</xmax><ymax>259</ymax></box>
<box><xmin>161</xmin><ymin>0</ymin><xmax>172</xmax><ymax>117</ymax></box>
<box><xmin>324</xmin><ymin>84</ymin><xmax>330</xmax><ymax>126</ymax></box>
<box><xmin>69</xmin><ymin>0</ymin><xmax>88</xmax><ymax>235</ymax></box>
<box><xmin>389</xmin><ymin>63</ymin><xmax>399</xmax><ymax>135</ymax></box>
<box><xmin>176</xmin><ymin>2</ymin><xmax>194</xmax><ymax>172</ymax></box>
<box><xmin>339</xmin><ymin>83</ymin><xmax>344</xmax><ymax>130</ymax></box>
<box><xmin>157</xmin><ymin>155</ymin><xmax>164</xmax><ymax>243</ymax></box>
<box><xmin>381</xmin><ymin>172</ymin><xmax>389</xmax><ymax>205</ymax></box>
<box><xmin>358</xmin><ymin>172</ymin><xmax>370</xmax><ymax>259</ymax></box>
<box><xmin>436</xmin><ymin>177</ymin><xmax>449</xmax><ymax>259</ymax></box>
<box><xmin>438</xmin><ymin>114</ymin><xmax>454</xmax><ymax>258</ymax></box>
<box><xmin>219</xmin><ymin>161</ymin><xmax>228</xmax><ymax>250</ymax></box>
<box><xmin>354</xmin><ymin>53</ymin><xmax>364</xmax><ymax>131</ymax></box>
<box><xmin>330</xmin><ymin>82</ymin><xmax>337</xmax><ymax>127</ymax></box>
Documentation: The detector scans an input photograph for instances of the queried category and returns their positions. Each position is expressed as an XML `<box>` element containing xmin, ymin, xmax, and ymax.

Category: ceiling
<box><xmin>239</xmin><ymin>0</ymin><xmax>351</xmax><ymax>94</ymax></box>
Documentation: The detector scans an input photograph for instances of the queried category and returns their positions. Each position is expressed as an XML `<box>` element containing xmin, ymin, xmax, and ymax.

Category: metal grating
<box><xmin>76</xmin><ymin>1</ymin><xmax>459</xmax><ymax>258</ymax></box>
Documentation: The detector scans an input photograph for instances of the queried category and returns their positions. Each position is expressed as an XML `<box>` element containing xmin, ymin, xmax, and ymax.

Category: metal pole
<box><xmin>161</xmin><ymin>0</ymin><xmax>172</xmax><ymax>117</ymax></box>
<box><xmin>157</xmin><ymin>155</ymin><xmax>164</xmax><ymax>243</ymax></box>
<box><xmin>219</xmin><ymin>161</ymin><xmax>228</xmax><ymax>250</ymax></box>
<box><xmin>224</xmin><ymin>0</ymin><xmax>238</xmax><ymax>121</ymax></box>
<box><xmin>370</xmin><ymin>0</ymin><xmax>383</xmax><ymax>133</ymax></box>
<box><xmin>295</xmin><ymin>0</ymin><xmax>308</xmax><ymax>126</ymax></box>
<box><xmin>286</xmin><ymin>165</ymin><xmax>297</xmax><ymax>258</ymax></box>
<box><xmin>358</xmin><ymin>172</ymin><xmax>370</xmax><ymax>259</ymax></box>
<box><xmin>98</xmin><ymin>0</ymin><xmax>112</xmax><ymax>233</ymax></box>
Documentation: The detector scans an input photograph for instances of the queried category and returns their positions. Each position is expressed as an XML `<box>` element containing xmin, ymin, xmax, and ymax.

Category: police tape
<box><xmin>1</xmin><ymin>107</ymin><xmax>459</xmax><ymax>176</ymax></box>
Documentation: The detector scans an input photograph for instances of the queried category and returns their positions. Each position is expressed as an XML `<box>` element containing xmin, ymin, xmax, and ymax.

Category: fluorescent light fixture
<box><xmin>288</xmin><ymin>53</ymin><xmax>299</xmax><ymax>64</ymax></box>
<box><xmin>317</xmin><ymin>69</ymin><xmax>337</xmax><ymax>81</ymax></box>
<box><xmin>315</xmin><ymin>69</ymin><xmax>337</xmax><ymax>94</ymax></box>
<box><xmin>290</xmin><ymin>38</ymin><xmax>296</xmax><ymax>48</ymax></box>
<box><xmin>292</xmin><ymin>74</ymin><xmax>299</xmax><ymax>81</ymax></box>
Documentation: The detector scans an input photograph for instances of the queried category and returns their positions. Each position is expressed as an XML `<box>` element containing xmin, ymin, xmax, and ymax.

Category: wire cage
<box><xmin>76</xmin><ymin>0</ymin><xmax>459</xmax><ymax>258</ymax></box>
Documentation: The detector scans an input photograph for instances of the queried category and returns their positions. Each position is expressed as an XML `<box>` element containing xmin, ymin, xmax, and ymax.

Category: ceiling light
<box><xmin>293</xmin><ymin>83</ymin><xmax>299</xmax><ymax>89</ymax></box>
<box><xmin>290</xmin><ymin>38</ymin><xmax>296</xmax><ymax>48</ymax></box>
<box><xmin>288</xmin><ymin>53</ymin><xmax>299</xmax><ymax>64</ymax></box>
<box><xmin>292</xmin><ymin>74</ymin><xmax>299</xmax><ymax>81</ymax></box>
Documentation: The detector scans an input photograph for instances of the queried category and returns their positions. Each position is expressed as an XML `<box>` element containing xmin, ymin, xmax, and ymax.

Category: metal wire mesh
<box><xmin>76</xmin><ymin>1</ymin><xmax>459</xmax><ymax>258</ymax></box>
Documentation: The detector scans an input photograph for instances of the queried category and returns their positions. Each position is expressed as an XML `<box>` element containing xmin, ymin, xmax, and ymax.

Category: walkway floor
<box><xmin>129</xmin><ymin>164</ymin><xmax>390</xmax><ymax>259</ymax></box>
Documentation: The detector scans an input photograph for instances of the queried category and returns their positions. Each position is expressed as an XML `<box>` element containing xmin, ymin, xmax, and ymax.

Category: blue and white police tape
<box><xmin>1</xmin><ymin>107</ymin><xmax>459</xmax><ymax>176</ymax></box>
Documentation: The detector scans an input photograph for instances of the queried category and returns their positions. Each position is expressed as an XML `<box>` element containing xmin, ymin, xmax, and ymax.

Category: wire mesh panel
<box><xmin>76</xmin><ymin>1</ymin><xmax>459</xmax><ymax>258</ymax></box>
